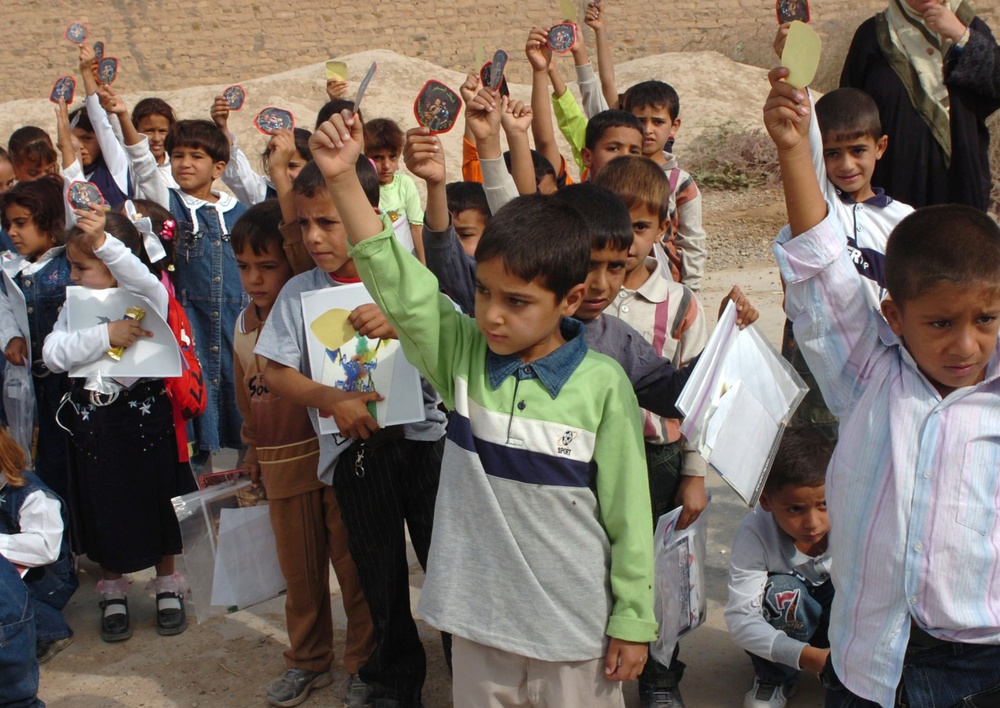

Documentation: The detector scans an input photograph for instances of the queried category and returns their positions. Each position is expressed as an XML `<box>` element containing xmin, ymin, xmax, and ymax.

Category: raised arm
<box><xmin>586</xmin><ymin>2</ymin><xmax>620</xmax><ymax>111</ymax></box>
<box><xmin>500</xmin><ymin>99</ymin><xmax>537</xmax><ymax>196</ymax></box>
<box><xmin>526</xmin><ymin>27</ymin><xmax>564</xmax><ymax>179</ymax></box>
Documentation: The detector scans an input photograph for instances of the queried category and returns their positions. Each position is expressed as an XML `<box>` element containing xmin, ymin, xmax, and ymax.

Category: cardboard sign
<box><xmin>777</xmin><ymin>0</ymin><xmax>810</xmax><ymax>24</ymax></box>
<box><xmin>96</xmin><ymin>57</ymin><xmax>118</xmax><ymax>85</ymax></box>
<box><xmin>67</xmin><ymin>180</ymin><xmax>104</xmax><ymax>210</ymax></box>
<box><xmin>479</xmin><ymin>61</ymin><xmax>510</xmax><ymax>98</ymax></box>
<box><xmin>325</xmin><ymin>60</ymin><xmax>347</xmax><ymax>81</ymax></box>
<box><xmin>547</xmin><ymin>23</ymin><xmax>577</xmax><ymax>53</ymax></box>
<box><xmin>49</xmin><ymin>76</ymin><xmax>76</xmax><ymax>105</ymax></box>
<box><xmin>781</xmin><ymin>20</ymin><xmax>821</xmax><ymax>88</ymax></box>
<box><xmin>489</xmin><ymin>49</ymin><xmax>508</xmax><ymax>90</ymax></box>
<box><xmin>64</xmin><ymin>22</ymin><xmax>87</xmax><ymax>45</ymax></box>
<box><xmin>223</xmin><ymin>85</ymin><xmax>245</xmax><ymax>110</ymax></box>
<box><xmin>353</xmin><ymin>62</ymin><xmax>377</xmax><ymax>115</ymax></box>
<box><xmin>254</xmin><ymin>107</ymin><xmax>294</xmax><ymax>134</ymax></box>
<box><xmin>413</xmin><ymin>80</ymin><xmax>462</xmax><ymax>135</ymax></box>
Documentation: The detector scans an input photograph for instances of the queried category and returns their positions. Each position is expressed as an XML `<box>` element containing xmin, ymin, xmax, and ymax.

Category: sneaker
<box><xmin>744</xmin><ymin>678</ymin><xmax>797</xmax><ymax>708</ymax></box>
<box><xmin>99</xmin><ymin>597</ymin><xmax>131</xmax><ymax>642</ymax></box>
<box><xmin>36</xmin><ymin>636</ymin><xmax>74</xmax><ymax>664</ymax></box>
<box><xmin>342</xmin><ymin>674</ymin><xmax>373</xmax><ymax>708</ymax></box>
<box><xmin>267</xmin><ymin>668</ymin><xmax>334</xmax><ymax>707</ymax></box>
<box><xmin>639</xmin><ymin>684</ymin><xmax>685</xmax><ymax>708</ymax></box>
<box><xmin>155</xmin><ymin>592</ymin><xmax>188</xmax><ymax>636</ymax></box>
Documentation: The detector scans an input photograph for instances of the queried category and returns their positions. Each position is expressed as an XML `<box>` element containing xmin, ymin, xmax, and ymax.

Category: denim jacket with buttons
<box><xmin>0</xmin><ymin>248</ymin><xmax>73</xmax><ymax>366</ymax></box>
<box><xmin>168</xmin><ymin>189</ymin><xmax>248</xmax><ymax>452</ymax></box>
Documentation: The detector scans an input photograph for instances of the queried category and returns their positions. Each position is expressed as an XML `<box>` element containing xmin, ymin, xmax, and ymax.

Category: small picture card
<box><xmin>353</xmin><ymin>62</ymin><xmax>377</xmax><ymax>115</ymax></box>
<box><xmin>64</xmin><ymin>21</ymin><xmax>87</xmax><ymax>45</ymax></box>
<box><xmin>781</xmin><ymin>20</ymin><xmax>821</xmax><ymax>88</ymax></box>
<box><xmin>413</xmin><ymin>80</ymin><xmax>462</xmax><ymax>135</ymax></box>
<box><xmin>93</xmin><ymin>41</ymin><xmax>104</xmax><ymax>62</ymax></box>
<box><xmin>489</xmin><ymin>49</ymin><xmax>508</xmax><ymax>90</ymax></box>
<box><xmin>96</xmin><ymin>57</ymin><xmax>118</xmax><ymax>85</ymax></box>
<box><xmin>777</xmin><ymin>0</ymin><xmax>810</xmax><ymax>24</ymax></box>
<box><xmin>49</xmin><ymin>76</ymin><xmax>76</xmax><ymax>105</ymax></box>
<box><xmin>547</xmin><ymin>23</ymin><xmax>577</xmax><ymax>53</ymax></box>
<box><xmin>254</xmin><ymin>107</ymin><xmax>294</xmax><ymax>134</ymax></box>
<box><xmin>479</xmin><ymin>61</ymin><xmax>511</xmax><ymax>98</ymax></box>
<box><xmin>67</xmin><ymin>180</ymin><xmax>104</xmax><ymax>210</ymax></box>
<box><xmin>325</xmin><ymin>60</ymin><xmax>348</xmax><ymax>81</ymax></box>
<box><xmin>223</xmin><ymin>85</ymin><xmax>245</xmax><ymax>110</ymax></box>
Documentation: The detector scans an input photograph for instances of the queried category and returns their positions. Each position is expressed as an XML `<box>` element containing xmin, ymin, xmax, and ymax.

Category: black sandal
<box><xmin>99</xmin><ymin>597</ymin><xmax>131</xmax><ymax>642</ymax></box>
<box><xmin>155</xmin><ymin>592</ymin><xmax>187</xmax><ymax>636</ymax></box>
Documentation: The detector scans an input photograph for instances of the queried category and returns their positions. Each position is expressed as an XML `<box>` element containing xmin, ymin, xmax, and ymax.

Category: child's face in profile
<box><xmin>452</xmin><ymin>209</ymin><xmax>488</xmax><ymax>258</ymax></box>
<box><xmin>626</xmin><ymin>204</ymin><xmax>667</xmax><ymax>275</ymax></box>
<box><xmin>821</xmin><ymin>132</ymin><xmax>887</xmax><ymax>203</ymax></box>
<box><xmin>367</xmin><ymin>148</ymin><xmax>400</xmax><ymax>186</ymax></box>
<box><xmin>136</xmin><ymin>114</ymin><xmax>172</xmax><ymax>163</ymax></box>
<box><xmin>0</xmin><ymin>160</ymin><xmax>15</xmax><ymax>193</ymax></box>
<box><xmin>294</xmin><ymin>191</ymin><xmax>358</xmax><ymax>280</ymax></box>
<box><xmin>759</xmin><ymin>483</ymin><xmax>829</xmax><ymax>556</ymax></box>
<box><xmin>67</xmin><ymin>242</ymin><xmax>116</xmax><ymax>288</ymax></box>
<box><xmin>881</xmin><ymin>281</ymin><xmax>1000</xmax><ymax>397</ymax></box>
<box><xmin>72</xmin><ymin>128</ymin><xmax>101</xmax><ymax>169</ymax></box>
<box><xmin>631</xmin><ymin>104</ymin><xmax>681</xmax><ymax>157</ymax></box>
<box><xmin>235</xmin><ymin>241</ymin><xmax>294</xmax><ymax>320</ymax></box>
<box><xmin>4</xmin><ymin>205</ymin><xmax>53</xmax><ymax>261</ymax></box>
<box><xmin>576</xmin><ymin>246</ymin><xmax>628</xmax><ymax>321</ymax></box>
<box><xmin>582</xmin><ymin>128</ymin><xmax>643</xmax><ymax>178</ymax></box>
<box><xmin>474</xmin><ymin>256</ymin><xmax>584</xmax><ymax>362</ymax></box>
<box><xmin>12</xmin><ymin>158</ymin><xmax>57</xmax><ymax>183</ymax></box>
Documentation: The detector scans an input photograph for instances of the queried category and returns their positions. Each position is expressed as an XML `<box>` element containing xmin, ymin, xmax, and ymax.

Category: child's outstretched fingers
<box><xmin>604</xmin><ymin>638</ymin><xmax>647</xmax><ymax>682</ymax></box>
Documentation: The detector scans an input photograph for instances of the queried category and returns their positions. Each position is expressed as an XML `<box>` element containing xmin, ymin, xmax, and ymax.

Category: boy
<box><xmin>725</xmin><ymin>428</ymin><xmax>834</xmax><ymax>708</ymax></box>
<box><xmin>363</xmin><ymin>118</ymin><xmax>425</xmax><ymax>262</ymax></box>
<box><xmin>316</xmin><ymin>109</ymin><xmax>656</xmax><ymax>705</ymax></box>
<box><xmin>766</xmin><ymin>66</ymin><xmax>1000</xmax><ymax>707</ymax></box>
<box><xmin>445</xmin><ymin>181</ymin><xmax>489</xmax><ymax>257</ymax></box>
<box><xmin>256</xmin><ymin>160</ymin><xmax>447</xmax><ymax>708</ymax></box>
<box><xmin>622</xmin><ymin>81</ymin><xmax>706</xmax><ymax>292</ymax></box>
<box><xmin>581</xmin><ymin>110</ymin><xmax>645</xmax><ymax>181</ymax></box>
<box><xmin>0</xmin><ymin>557</ymin><xmax>43</xmax><ymax>708</ymax></box>
<box><xmin>594</xmin><ymin>155</ymin><xmax>709</xmax><ymax>708</ymax></box>
<box><xmin>231</xmin><ymin>200</ymin><xmax>374</xmax><ymax>708</ymax></box>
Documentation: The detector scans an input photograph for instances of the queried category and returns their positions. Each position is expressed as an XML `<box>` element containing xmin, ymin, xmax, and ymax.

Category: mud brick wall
<box><xmin>2</xmin><ymin>0</ymin><xmax>995</xmax><ymax>100</ymax></box>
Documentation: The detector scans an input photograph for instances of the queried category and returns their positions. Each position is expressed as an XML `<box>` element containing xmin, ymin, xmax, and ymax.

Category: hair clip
<box><xmin>160</xmin><ymin>220</ymin><xmax>176</xmax><ymax>242</ymax></box>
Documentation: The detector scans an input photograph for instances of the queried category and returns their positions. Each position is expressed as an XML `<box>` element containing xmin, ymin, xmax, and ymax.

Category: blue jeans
<box><xmin>822</xmin><ymin>633</ymin><xmax>1000</xmax><ymax>707</ymax></box>
<box><xmin>25</xmin><ymin>554</ymin><xmax>77</xmax><ymax>642</ymax></box>
<box><xmin>0</xmin><ymin>557</ymin><xmax>44</xmax><ymax>707</ymax></box>
<box><xmin>750</xmin><ymin>574</ymin><xmax>832</xmax><ymax>689</ymax></box>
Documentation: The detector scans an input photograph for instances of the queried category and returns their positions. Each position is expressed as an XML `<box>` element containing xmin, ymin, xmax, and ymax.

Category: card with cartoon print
<box><xmin>97</xmin><ymin>57</ymin><xmax>118</xmax><ymax>85</ymax></box>
<box><xmin>64</xmin><ymin>21</ymin><xmax>87</xmax><ymax>45</ymax></box>
<box><xmin>49</xmin><ymin>76</ymin><xmax>76</xmax><ymax>105</ymax></box>
<box><xmin>93</xmin><ymin>41</ymin><xmax>104</xmax><ymax>62</ymax></box>
<box><xmin>223</xmin><ymin>85</ymin><xmax>245</xmax><ymax>110</ymax></box>
<box><xmin>547</xmin><ymin>23</ymin><xmax>577</xmax><ymax>53</ymax></box>
<box><xmin>254</xmin><ymin>107</ymin><xmax>294</xmax><ymax>134</ymax></box>
<box><xmin>777</xmin><ymin>0</ymin><xmax>810</xmax><ymax>24</ymax></box>
<box><xmin>413</xmin><ymin>80</ymin><xmax>462</xmax><ymax>135</ymax></box>
<box><xmin>67</xmin><ymin>180</ymin><xmax>104</xmax><ymax>210</ymax></box>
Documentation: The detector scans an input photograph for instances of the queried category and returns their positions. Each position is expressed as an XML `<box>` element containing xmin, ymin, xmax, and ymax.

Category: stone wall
<box><xmin>2</xmin><ymin>0</ymin><xmax>995</xmax><ymax>100</ymax></box>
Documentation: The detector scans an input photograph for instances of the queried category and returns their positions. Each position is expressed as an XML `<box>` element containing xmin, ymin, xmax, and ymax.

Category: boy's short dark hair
<box><xmin>293</xmin><ymin>159</ymin><xmax>380</xmax><ymax>208</ymax></box>
<box><xmin>815</xmin><ymin>88</ymin><xmax>882</xmax><ymax>143</ymax></box>
<box><xmin>474</xmin><ymin>194</ymin><xmax>590</xmax><ymax>301</ymax></box>
<box><xmin>363</xmin><ymin>118</ymin><xmax>403</xmax><ymax>154</ymax></box>
<box><xmin>584</xmin><ymin>110</ymin><xmax>644</xmax><ymax>151</ymax></box>
<box><xmin>446</xmin><ymin>181</ymin><xmax>490</xmax><ymax>220</ymax></box>
<box><xmin>231</xmin><ymin>199</ymin><xmax>285</xmax><ymax>257</ymax></box>
<box><xmin>885</xmin><ymin>204</ymin><xmax>1000</xmax><ymax>304</ymax></box>
<box><xmin>551</xmin><ymin>183</ymin><xmax>633</xmax><ymax>253</ymax></box>
<box><xmin>262</xmin><ymin>128</ymin><xmax>313</xmax><ymax>174</ymax></box>
<box><xmin>316</xmin><ymin>100</ymin><xmax>363</xmax><ymax>129</ymax></box>
<box><xmin>503</xmin><ymin>149</ymin><xmax>556</xmax><ymax>189</ymax></box>
<box><xmin>69</xmin><ymin>107</ymin><xmax>94</xmax><ymax>134</ymax></box>
<box><xmin>164</xmin><ymin>120</ymin><xmax>230</xmax><ymax>164</ymax></box>
<box><xmin>764</xmin><ymin>427</ymin><xmax>833</xmax><ymax>493</ymax></box>
<box><xmin>593</xmin><ymin>155</ymin><xmax>671</xmax><ymax>224</ymax></box>
<box><xmin>7</xmin><ymin>127</ymin><xmax>57</xmax><ymax>168</ymax></box>
<box><xmin>0</xmin><ymin>176</ymin><xmax>65</xmax><ymax>240</ymax></box>
<box><xmin>131</xmin><ymin>98</ymin><xmax>177</xmax><ymax>128</ymax></box>
<box><xmin>622</xmin><ymin>80</ymin><xmax>681</xmax><ymax>122</ymax></box>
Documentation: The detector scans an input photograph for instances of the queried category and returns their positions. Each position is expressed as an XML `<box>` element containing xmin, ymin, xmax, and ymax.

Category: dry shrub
<box><xmin>685</xmin><ymin>122</ymin><xmax>780</xmax><ymax>190</ymax></box>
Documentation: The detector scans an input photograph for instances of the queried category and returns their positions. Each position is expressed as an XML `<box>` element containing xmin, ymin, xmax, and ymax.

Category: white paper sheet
<box><xmin>210</xmin><ymin>505</ymin><xmax>285</xmax><ymax>608</ymax></box>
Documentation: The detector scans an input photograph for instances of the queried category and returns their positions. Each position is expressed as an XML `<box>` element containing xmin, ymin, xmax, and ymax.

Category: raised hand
<box><xmin>309</xmin><ymin>110</ymin><xmax>364</xmax><ymax>183</ymax></box>
<box><xmin>403</xmin><ymin>127</ymin><xmax>446</xmax><ymax>186</ymax></box>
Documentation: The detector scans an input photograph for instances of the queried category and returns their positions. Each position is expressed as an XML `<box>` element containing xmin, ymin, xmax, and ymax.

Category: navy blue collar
<box><xmin>486</xmin><ymin>318</ymin><xmax>588</xmax><ymax>398</ymax></box>
<box><xmin>836</xmin><ymin>186</ymin><xmax>892</xmax><ymax>208</ymax></box>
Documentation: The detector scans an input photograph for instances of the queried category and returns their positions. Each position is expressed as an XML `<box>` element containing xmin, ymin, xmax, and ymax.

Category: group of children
<box><xmin>1</xmin><ymin>1</ymin><xmax>999</xmax><ymax>707</ymax></box>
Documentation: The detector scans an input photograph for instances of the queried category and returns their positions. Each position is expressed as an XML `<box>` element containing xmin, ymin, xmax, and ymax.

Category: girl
<box><xmin>131</xmin><ymin>98</ymin><xmax>179</xmax><ymax>189</ymax></box>
<box><xmin>0</xmin><ymin>147</ymin><xmax>16</xmax><ymax>193</ymax></box>
<box><xmin>44</xmin><ymin>207</ymin><xmax>195</xmax><ymax>642</ymax></box>
<box><xmin>0</xmin><ymin>425</ymin><xmax>77</xmax><ymax>664</ymax></box>
<box><xmin>0</xmin><ymin>177</ymin><xmax>74</xmax><ymax>509</ymax></box>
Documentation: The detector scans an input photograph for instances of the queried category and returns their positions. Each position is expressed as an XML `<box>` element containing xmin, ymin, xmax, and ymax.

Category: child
<box><xmin>43</xmin><ymin>207</ymin><xmax>195</xmax><ymax>642</ymax></box>
<box><xmin>766</xmin><ymin>66</ymin><xmax>1000</xmax><ymax>707</ymax></box>
<box><xmin>0</xmin><ymin>147</ymin><xmax>16</xmax><ymax>193</ymax></box>
<box><xmin>256</xmin><ymin>159</ymin><xmax>447</xmax><ymax>707</ymax></box>
<box><xmin>725</xmin><ymin>428</ymin><xmax>833</xmax><ymax>708</ymax></box>
<box><xmin>317</xmin><ymin>107</ymin><xmax>659</xmax><ymax>707</ymax></box>
<box><xmin>0</xmin><ymin>556</ymin><xmax>44</xmax><ymax>707</ymax></box>
<box><xmin>0</xmin><ymin>426</ymin><xmax>78</xmax><ymax>665</ymax></box>
<box><xmin>231</xmin><ymin>199</ymin><xmax>375</xmax><ymax>707</ymax></box>
<box><xmin>0</xmin><ymin>178</ymin><xmax>74</xmax><ymax>507</ymax></box>
<box><xmin>6</xmin><ymin>128</ymin><xmax>60</xmax><ymax>184</ymax></box>
<box><xmin>363</xmin><ymin>118</ymin><xmax>425</xmax><ymax>261</ymax></box>
<box><xmin>581</xmin><ymin>110</ymin><xmax>644</xmax><ymax>180</ymax></box>
<box><xmin>445</xmin><ymin>181</ymin><xmax>489</xmax><ymax>258</ymax></box>
<box><xmin>622</xmin><ymin>81</ymin><xmax>707</xmax><ymax>292</ymax></box>
<box><xmin>131</xmin><ymin>97</ymin><xmax>179</xmax><ymax>189</ymax></box>
<box><xmin>594</xmin><ymin>154</ymin><xmax>710</xmax><ymax>708</ymax></box>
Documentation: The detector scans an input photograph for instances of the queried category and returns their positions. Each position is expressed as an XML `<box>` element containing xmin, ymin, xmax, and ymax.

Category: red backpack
<box><xmin>165</xmin><ymin>296</ymin><xmax>206</xmax><ymax>420</ymax></box>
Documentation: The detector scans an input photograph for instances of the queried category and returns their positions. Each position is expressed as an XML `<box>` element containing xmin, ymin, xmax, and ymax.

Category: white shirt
<box><xmin>0</xmin><ymin>473</ymin><xmax>63</xmax><ymax>568</ymax></box>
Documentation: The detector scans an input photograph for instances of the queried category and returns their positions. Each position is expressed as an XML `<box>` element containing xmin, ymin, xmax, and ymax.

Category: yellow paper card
<box><xmin>781</xmin><ymin>21</ymin><xmax>821</xmax><ymax>89</ymax></box>
<box><xmin>561</xmin><ymin>0</ymin><xmax>577</xmax><ymax>22</ymax></box>
<box><xmin>325</xmin><ymin>60</ymin><xmax>348</xmax><ymax>81</ymax></box>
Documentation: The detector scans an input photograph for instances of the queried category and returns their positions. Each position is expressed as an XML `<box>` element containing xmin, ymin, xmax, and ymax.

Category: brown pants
<box><xmin>269</xmin><ymin>485</ymin><xmax>374</xmax><ymax>674</ymax></box>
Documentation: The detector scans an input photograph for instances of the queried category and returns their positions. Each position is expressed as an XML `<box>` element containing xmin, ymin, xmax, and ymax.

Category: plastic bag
<box><xmin>3</xmin><ymin>362</ymin><xmax>35</xmax><ymax>457</ymax></box>
<box><xmin>650</xmin><ymin>495</ymin><xmax>710</xmax><ymax>666</ymax></box>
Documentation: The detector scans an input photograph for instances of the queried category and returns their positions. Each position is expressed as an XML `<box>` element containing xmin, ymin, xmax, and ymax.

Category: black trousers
<box><xmin>334</xmin><ymin>436</ymin><xmax>445</xmax><ymax>706</ymax></box>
